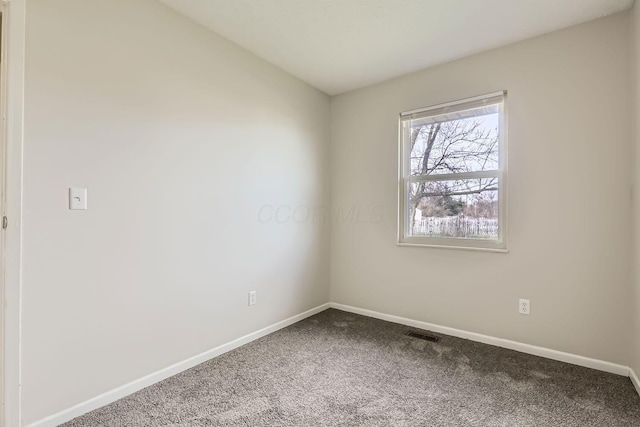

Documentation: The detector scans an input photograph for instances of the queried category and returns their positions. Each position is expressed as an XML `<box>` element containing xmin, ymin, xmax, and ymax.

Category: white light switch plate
<box><xmin>69</xmin><ymin>188</ymin><xmax>88</xmax><ymax>210</ymax></box>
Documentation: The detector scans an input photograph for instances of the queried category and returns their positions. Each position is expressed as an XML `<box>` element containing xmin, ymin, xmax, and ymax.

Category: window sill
<box><xmin>396</xmin><ymin>241</ymin><xmax>509</xmax><ymax>253</ymax></box>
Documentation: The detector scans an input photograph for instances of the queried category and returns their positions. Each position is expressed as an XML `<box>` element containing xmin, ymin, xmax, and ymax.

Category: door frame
<box><xmin>2</xmin><ymin>0</ymin><xmax>25</xmax><ymax>425</ymax></box>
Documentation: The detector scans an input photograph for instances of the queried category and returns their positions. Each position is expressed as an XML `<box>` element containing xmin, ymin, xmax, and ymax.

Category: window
<box><xmin>398</xmin><ymin>91</ymin><xmax>507</xmax><ymax>250</ymax></box>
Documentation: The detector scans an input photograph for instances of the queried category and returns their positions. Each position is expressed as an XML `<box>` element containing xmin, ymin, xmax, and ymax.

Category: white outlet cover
<box><xmin>519</xmin><ymin>298</ymin><xmax>530</xmax><ymax>315</ymax></box>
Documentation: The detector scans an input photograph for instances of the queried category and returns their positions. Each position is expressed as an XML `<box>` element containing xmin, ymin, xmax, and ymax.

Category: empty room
<box><xmin>3</xmin><ymin>0</ymin><xmax>640</xmax><ymax>425</ymax></box>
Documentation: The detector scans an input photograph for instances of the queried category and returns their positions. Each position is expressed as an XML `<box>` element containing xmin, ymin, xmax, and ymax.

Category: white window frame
<box><xmin>397</xmin><ymin>91</ymin><xmax>508</xmax><ymax>252</ymax></box>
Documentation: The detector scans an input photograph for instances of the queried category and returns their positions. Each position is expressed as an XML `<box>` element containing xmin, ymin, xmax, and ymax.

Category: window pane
<box><xmin>408</xmin><ymin>179</ymin><xmax>499</xmax><ymax>240</ymax></box>
<box><xmin>408</xmin><ymin>107</ymin><xmax>499</xmax><ymax>176</ymax></box>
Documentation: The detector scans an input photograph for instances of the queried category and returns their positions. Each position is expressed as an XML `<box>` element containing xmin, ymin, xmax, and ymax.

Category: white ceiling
<box><xmin>158</xmin><ymin>0</ymin><xmax>634</xmax><ymax>95</ymax></box>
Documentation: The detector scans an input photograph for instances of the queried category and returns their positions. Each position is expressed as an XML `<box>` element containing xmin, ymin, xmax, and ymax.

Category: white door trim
<box><xmin>3</xmin><ymin>0</ymin><xmax>25</xmax><ymax>425</ymax></box>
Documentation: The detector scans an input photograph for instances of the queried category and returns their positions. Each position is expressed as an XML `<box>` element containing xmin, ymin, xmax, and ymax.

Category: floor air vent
<box><xmin>405</xmin><ymin>330</ymin><xmax>441</xmax><ymax>343</ymax></box>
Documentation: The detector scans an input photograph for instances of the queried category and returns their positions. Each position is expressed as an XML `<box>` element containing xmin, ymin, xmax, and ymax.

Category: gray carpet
<box><xmin>64</xmin><ymin>309</ymin><xmax>640</xmax><ymax>426</ymax></box>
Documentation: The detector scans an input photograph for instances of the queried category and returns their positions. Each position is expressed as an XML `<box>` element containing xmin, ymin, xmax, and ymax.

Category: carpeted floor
<box><xmin>64</xmin><ymin>309</ymin><xmax>640</xmax><ymax>426</ymax></box>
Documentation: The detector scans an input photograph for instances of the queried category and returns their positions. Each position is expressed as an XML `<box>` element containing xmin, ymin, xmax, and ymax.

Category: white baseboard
<box><xmin>630</xmin><ymin>368</ymin><xmax>640</xmax><ymax>396</ymax></box>
<box><xmin>28</xmin><ymin>303</ymin><xmax>330</xmax><ymax>427</ymax></box>
<box><xmin>329</xmin><ymin>302</ymin><xmax>630</xmax><ymax>377</ymax></box>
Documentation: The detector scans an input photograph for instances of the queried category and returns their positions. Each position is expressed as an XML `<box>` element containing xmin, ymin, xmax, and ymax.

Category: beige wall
<box><xmin>330</xmin><ymin>13</ymin><xmax>633</xmax><ymax>366</ymax></box>
<box><xmin>21</xmin><ymin>0</ymin><xmax>330</xmax><ymax>423</ymax></box>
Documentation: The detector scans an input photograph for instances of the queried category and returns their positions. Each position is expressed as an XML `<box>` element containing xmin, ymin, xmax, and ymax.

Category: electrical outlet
<box><xmin>519</xmin><ymin>298</ymin><xmax>530</xmax><ymax>315</ymax></box>
<box><xmin>248</xmin><ymin>291</ymin><xmax>257</xmax><ymax>306</ymax></box>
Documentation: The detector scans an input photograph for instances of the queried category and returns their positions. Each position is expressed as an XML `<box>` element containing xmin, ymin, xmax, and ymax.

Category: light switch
<box><xmin>69</xmin><ymin>188</ymin><xmax>87</xmax><ymax>210</ymax></box>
